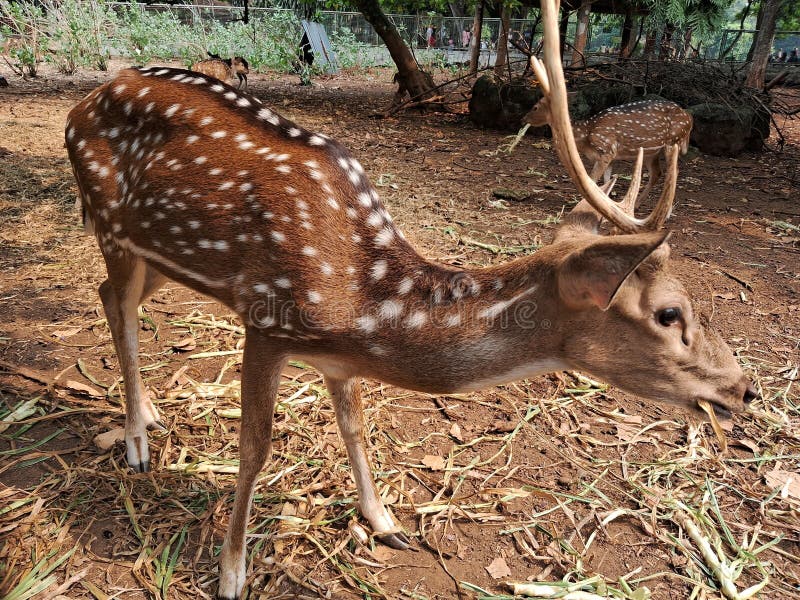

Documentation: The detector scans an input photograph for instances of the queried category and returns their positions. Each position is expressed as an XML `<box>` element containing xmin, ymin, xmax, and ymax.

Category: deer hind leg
<box><xmin>636</xmin><ymin>152</ymin><xmax>663</xmax><ymax>208</ymax></box>
<box><xmin>326</xmin><ymin>377</ymin><xmax>409</xmax><ymax>549</ymax></box>
<box><xmin>218</xmin><ymin>331</ymin><xmax>286</xmax><ymax>600</ymax></box>
<box><xmin>99</xmin><ymin>257</ymin><xmax>167</xmax><ymax>472</ymax></box>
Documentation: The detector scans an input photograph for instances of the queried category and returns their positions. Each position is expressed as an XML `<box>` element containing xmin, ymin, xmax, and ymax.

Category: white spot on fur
<box><xmin>370</xmin><ymin>260</ymin><xmax>387</xmax><ymax>281</ymax></box>
<box><xmin>398</xmin><ymin>277</ymin><xmax>413</xmax><ymax>295</ymax></box>
<box><xmin>404</xmin><ymin>311</ymin><xmax>427</xmax><ymax>329</ymax></box>
<box><xmin>374</xmin><ymin>227</ymin><xmax>394</xmax><ymax>246</ymax></box>
<box><xmin>378</xmin><ymin>299</ymin><xmax>403</xmax><ymax>321</ymax></box>
<box><xmin>356</xmin><ymin>315</ymin><xmax>377</xmax><ymax>333</ymax></box>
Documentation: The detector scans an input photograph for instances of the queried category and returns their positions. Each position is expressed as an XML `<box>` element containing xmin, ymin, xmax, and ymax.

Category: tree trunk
<box><xmin>494</xmin><ymin>3</ymin><xmax>511</xmax><ymax>74</ymax></box>
<box><xmin>448</xmin><ymin>0</ymin><xmax>466</xmax><ymax>18</ymax></box>
<box><xmin>469</xmin><ymin>0</ymin><xmax>485</xmax><ymax>74</ymax></box>
<box><xmin>570</xmin><ymin>0</ymin><xmax>591</xmax><ymax>67</ymax></box>
<box><xmin>619</xmin><ymin>9</ymin><xmax>632</xmax><ymax>57</ymax></box>
<box><xmin>351</xmin><ymin>0</ymin><xmax>435</xmax><ymax>102</ymax></box>
<box><xmin>570</xmin><ymin>0</ymin><xmax>592</xmax><ymax>67</ymax></box>
<box><xmin>559</xmin><ymin>8</ymin><xmax>570</xmax><ymax>55</ymax></box>
<box><xmin>745</xmin><ymin>0</ymin><xmax>783</xmax><ymax>89</ymax></box>
<box><xmin>746</xmin><ymin>2</ymin><xmax>765</xmax><ymax>62</ymax></box>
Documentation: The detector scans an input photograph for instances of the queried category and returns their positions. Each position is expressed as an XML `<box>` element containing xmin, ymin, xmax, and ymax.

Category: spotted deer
<box><xmin>191</xmin><ymin>55</ymin><xmax>249</xmax><ymax>89</ymax></box>
<box><xmin>66</xmin><ymin>11</ymin><xmax>753</xmax><ymax>598</ymax></box>
<box><xmin>523</xmin><ymin>95</ymin><xmax>692</xmax><ymax>206</ymax></box>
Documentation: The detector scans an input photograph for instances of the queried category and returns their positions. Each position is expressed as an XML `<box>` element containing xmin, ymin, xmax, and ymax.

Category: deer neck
<box><xmin>571</xmin><ymin>120</ymin><xmax>590</xmax><ymax>147</ymax></box>
<box><xmin>304</xmin><ymin>243</ymin><xmax>569</xmax><ymax>393</ymax></box>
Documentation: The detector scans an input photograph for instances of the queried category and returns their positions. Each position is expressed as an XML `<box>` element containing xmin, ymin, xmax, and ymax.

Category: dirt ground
<box><xmin>0</xmin><ymin>60</ymin><xmax>798</xmax><ymax>600</ymax></box>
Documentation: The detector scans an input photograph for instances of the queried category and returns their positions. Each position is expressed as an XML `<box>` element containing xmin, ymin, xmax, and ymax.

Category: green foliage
<box><xmin>115</xmin><ymin>4</ymin><xmax>193</xmax><ymax>64</ymax></box>
<box><xmin>330</xmin><ymin>25</ymin><xmax>371</xmax><ymax>68</ymax></box>
<box><xmin>0</xmin><ymin>0</ymin><xmax>49</xmax><ymax>76</ymax></box>
<box><xmin>1</xmin><ymin>0</ymin><xmax>305</xmax><ymax>75</ymax></box>
<box><xmin>777</xmin><ymin>0</ymin><xmax>800</xmax><ymax>30</ymax></box>
<box><xmin>45</xmin><ymin>0</ymin><xmax>117</xmax><ymax>73</ymax></box>
<box><xmin>644</xmin><ymin>0</ymin><xmax>735</xmax><ymax>38</ymax></box>
<box><xmin>114</xmin><ymin>6</ymin><xmax>301</xmax><ymax>72</ymax></box>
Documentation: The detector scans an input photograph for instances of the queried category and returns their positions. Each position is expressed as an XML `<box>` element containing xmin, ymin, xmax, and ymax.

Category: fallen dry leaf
<box><xmin>93</xmin><ymin>428</ymin><xmax>125</xmax><ymax>450</ymax></box>
<box><xmin>166</xmin><ymin>365</ymin><xmax>190</xmax><ymax>389</ymax></box>
<box><xmin>486</xmin><ymin>556</ymin><xmax>511</xmax><ymax>579</ymax></box>
<box><xmin>370</xmin><ymin>545</ymin><xmax>396</xmax><ymax>562</ymax></box>
<box><xmin>449</xmin><ymin>422</ymin><xmax>464</xmax><ymax>442</ymax></box>
<box><xmin>765</xmin><ymin>470</ymin><xmax>800</xmax><ymax>500</ymax></box>
<box><xmin>421</xmin><ymin>454</ymin><xmax>446</xmax><ymax>471</ymax></box>
<box><xmin>65</xmin><ymin>380</ymin><xmax>103</xmax><ymax>398</ymax></box>
<box><xmin>52</xmin><ymin>327</ymin><xmax>81</xmax><ymax>339</ymax></box>
<box><xmin>615</xmin><ymin>421</ymin><xmax>652</xmax><ymax>443</ymax></box>
<box><xmin>734</xmin><ymin>438</ymin><xmax>760</xmax><ymax>453</ymax></box>
<box><xmin>172</xmin><ymin>336</ymin><xmax>197</xmax><ymax>352</ymax></box>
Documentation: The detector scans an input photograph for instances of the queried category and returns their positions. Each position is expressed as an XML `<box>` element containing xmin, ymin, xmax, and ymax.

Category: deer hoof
<box><xmin>132</xmin><ymin>459</ymin><xmax>150</xmax><ymax>473</ymax></box>
<box><xmin>377</xmin><ymin>531</ymin><xmax>410</xmax><ymax>550</ymax></box>
<box><xmin>147</xmin><ymin>419</ymin><xmax>167</xmax><ymax>432</ymax></box>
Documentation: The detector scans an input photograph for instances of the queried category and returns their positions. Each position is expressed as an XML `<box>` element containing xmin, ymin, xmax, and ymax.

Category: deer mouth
<box><xmin>696</xmin><ymin>399</ymin><xmax>734</xmax><ymax>429</ymax></box>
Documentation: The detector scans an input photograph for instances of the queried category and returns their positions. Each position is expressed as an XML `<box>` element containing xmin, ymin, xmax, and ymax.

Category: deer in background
<box><xmin>191</xmin><ymin>53</ymin><xmax>249</xmax><ymax>89</ymax></box>
<box><xmin>65</xmin><ymin>6</ymin><xmax>753</xmax><ymax>597</ymax></box>
<box><xmin>523</xmin><ymin>95</ymin><xmax>693</xmax><ymax>206</ymax></box>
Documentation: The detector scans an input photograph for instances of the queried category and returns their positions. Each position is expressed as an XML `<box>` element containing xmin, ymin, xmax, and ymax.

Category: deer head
<box><xmin>527</xmin><ymin>0</ymin><xmax>754</xmax><ymax>418</ymax></box>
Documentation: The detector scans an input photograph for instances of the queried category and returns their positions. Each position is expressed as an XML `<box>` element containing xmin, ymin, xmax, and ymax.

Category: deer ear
<box><xmin>558</xmin><ymin>231</ymin><xmax>671</xmax><ymax>310</ymax></box>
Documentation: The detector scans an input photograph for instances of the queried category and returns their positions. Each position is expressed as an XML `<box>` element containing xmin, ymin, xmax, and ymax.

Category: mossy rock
<box><xmin>573</xmin><ymin>83</ymin><xmax>635</xmax><ymax>118</ymax></box>
<box><xmin>687</xmin><ymin>102</ymin><xmax>769</xmax><ymax>156</ymax></box>
<box><xmin>469</xmin><ymin>75</ymin><xmax>544</xmax><ymax>131</ymax></box>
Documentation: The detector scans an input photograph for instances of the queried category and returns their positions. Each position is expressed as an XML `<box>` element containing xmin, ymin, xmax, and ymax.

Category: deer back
<box><xmin>579</xmin><ymin>100</ymin><xmax>693</xmax><ymax>158</ymax></box>
<box><xmin>190</xmin><ymin>59</ymin><xmax>234</xmax><ymax>84</ymax></box>
<box><xmin>65</xmin><ymin>67</ymin><xmax>425</xmax><ymax>342</ymax></box>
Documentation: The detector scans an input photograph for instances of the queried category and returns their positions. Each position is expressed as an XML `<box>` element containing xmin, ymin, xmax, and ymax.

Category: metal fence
<box><xmin>105</xmin><ymin>4</ymin><xmax>800</xmax><ymax>65</ymax></box>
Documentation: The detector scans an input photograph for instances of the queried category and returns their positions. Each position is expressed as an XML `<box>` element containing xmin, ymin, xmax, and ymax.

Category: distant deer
<box><xmin>191</xmin><ymin>53</ymin><xmax>249</xmax><ymax>89</ymax></box>
<box><xmin>65</xmin><ymin>6</ymin><xmax>753</xmax><ymax>598</ymax></box>
<box><xmin>523</xmin><ymin>95</ymin><xmax>692</xmax><ymax>206</ymax></box>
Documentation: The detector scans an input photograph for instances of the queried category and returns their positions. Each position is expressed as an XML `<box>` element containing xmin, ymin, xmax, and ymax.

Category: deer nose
<box><xmin>743</xmin><ymin>382</ymin><xmax>758</xmax><ymax>405</ymax></box>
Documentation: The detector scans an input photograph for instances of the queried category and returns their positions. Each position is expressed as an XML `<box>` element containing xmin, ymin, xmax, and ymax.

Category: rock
<box><xmin>469</xmin><ymin>75</ymin><xmax>544</xmax><ymax>131</ymax></box>
<box><xmin>687</xmin><ymin>102</ymin><xmax>769</xmax><ymax>156</ymax></box>
<box><xmin>573</xmin><ymin>83</ymin><xmax>634</xmax><ymax>118</ymax></box>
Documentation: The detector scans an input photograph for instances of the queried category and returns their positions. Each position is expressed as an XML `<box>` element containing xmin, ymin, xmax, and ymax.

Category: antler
<box><xmin>532</xmin><ymin>0</ymin><xmax>678</xmax><ymax>233</ymax></box>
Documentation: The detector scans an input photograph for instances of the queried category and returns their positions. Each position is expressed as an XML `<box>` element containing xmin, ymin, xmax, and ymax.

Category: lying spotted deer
<box><xmin>65</xmin><ymin>5</ymin><xmax>753</xmax><ymax>597</ymax></box>
<box><xmin>191</xmin><ymin>54</ymin><xmax>249</xmax><ymax>89</ymax></box>
<box><xmin>523</xmin><ymin>94</ymin><xmax>692</xmax><ymax>206</ymax></box>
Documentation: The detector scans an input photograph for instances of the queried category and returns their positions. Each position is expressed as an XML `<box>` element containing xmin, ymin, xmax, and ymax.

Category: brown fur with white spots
<box><xmin>524</xmin><ymin>96</ymin><xmax>692</xmax><ymax>206</ymax></box>
<box><xmin>65</xmin><ymin>37</ymin><xmax>752</xmax><ymax>600</ymax></box>
<box><xmin>190</xmin><ymin>57</ymin><xmax>249</xmax><ymax>89</ymax></box>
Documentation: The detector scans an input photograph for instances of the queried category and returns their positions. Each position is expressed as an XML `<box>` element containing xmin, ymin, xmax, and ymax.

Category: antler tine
<box><xmin>617</xmin><ymin>147</ymin><xmax>644</xmax><ymax>216</ymax></box>
<box><xmin>537</xmin><ymin>0</ymin><xmax>674</xmax><ymax>233</ymax></box>
<box><xmin>530</xmin><ymin>56</ymin><xmax>551</xmax><ymax>95</ymax></box>
<box><xmin>599</xmin><ymin>176</ymin><xmax>617</xmax><ymax>196</ymax></box>
<box><xmin>641</xmin><ymin>143</ymin><xmax>679</xmax><ymax>229</ymax></box>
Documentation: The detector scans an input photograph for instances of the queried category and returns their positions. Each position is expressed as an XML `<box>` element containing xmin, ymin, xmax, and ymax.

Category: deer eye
<box><xmin>657</xmin><ymin>307</ymin><xmax>681</xmax><ymax>327</ymax></box>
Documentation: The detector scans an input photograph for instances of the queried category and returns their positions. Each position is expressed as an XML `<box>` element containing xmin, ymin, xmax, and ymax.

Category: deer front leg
<box><xmin>218</xmin><ymin>331</ymin><xmax>285</xmax><ymax>600</ymax></box>
<box><xmin>326</xmin><ymin>377</ymin><xmax>409</xmax><ymax>549</ymax></box>
<box><xmin>100</xmin><ymin>258</ymin><xmax>167</xmax><ymax>472</ymax></box>
<box><xmin>589</xmin><ymin>155</ymin><xmax>614</xmax><ymax>185</ymax></box>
